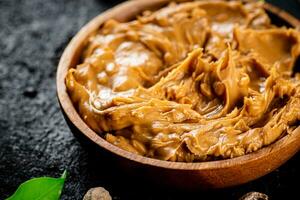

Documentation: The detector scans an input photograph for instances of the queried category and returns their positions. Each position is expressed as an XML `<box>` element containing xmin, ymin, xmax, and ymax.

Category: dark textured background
<box><xmin>0</xmin><ymin>0</ymin><xmax>300</xmax><ymax>199</ymax></box>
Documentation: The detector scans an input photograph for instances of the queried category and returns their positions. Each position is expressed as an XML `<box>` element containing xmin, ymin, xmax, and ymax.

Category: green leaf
<box><xmin>6</xmin><ymin>170</ymin><xmax>67</xmax><ymax>200</ymax></box>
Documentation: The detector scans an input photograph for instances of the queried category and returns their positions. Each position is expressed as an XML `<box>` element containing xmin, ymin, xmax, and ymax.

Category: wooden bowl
<box><xmin>57</xmin><ymin>0</ymin><xmax>300</xmax><ymax>189</ymax></box>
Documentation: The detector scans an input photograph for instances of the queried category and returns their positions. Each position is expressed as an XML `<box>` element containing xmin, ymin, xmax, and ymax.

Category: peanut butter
<box><xmin>66</xmin><ymin>1</ymin><xmax>300</xmax><ymax>162</ymax></box>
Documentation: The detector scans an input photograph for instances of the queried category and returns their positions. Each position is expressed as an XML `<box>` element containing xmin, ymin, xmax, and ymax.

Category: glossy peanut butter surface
<box><xmin>66</xmin><ymin>1</ymin><xmax>300</xmax><ymax>162</ymax></box>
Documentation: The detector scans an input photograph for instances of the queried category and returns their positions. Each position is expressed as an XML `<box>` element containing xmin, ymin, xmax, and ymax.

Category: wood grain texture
<box><xmin>56</xmin><ymin>0</ymin><xmax>300</xmax><ymax>188</ymax></box>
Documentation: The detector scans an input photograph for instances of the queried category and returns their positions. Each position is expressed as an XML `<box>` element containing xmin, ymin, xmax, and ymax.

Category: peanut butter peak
<box><xmin>66</xmin><ymin>1</ymin><xmax>300</xmax><ymax>162</ymax></box>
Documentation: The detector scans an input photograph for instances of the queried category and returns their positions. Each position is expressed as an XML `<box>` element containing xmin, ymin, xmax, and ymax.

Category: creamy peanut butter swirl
<box><xmin>66</xmin><ymin>1</ymin><xmax>300</xmax><ymax>162</ymax></box>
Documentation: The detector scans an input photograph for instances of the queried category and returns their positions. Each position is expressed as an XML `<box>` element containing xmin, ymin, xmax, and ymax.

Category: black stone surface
<box><xmin>0</xmin><ymin>0</ymin><xmax>299</xmax><ymax>199</ymax></box>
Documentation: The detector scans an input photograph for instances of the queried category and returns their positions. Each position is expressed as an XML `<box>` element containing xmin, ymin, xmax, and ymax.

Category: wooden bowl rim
<box><xmin>57</xmin><ymin>0</ymin><xmax>300</xmax><ymax>170</ymax></box>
